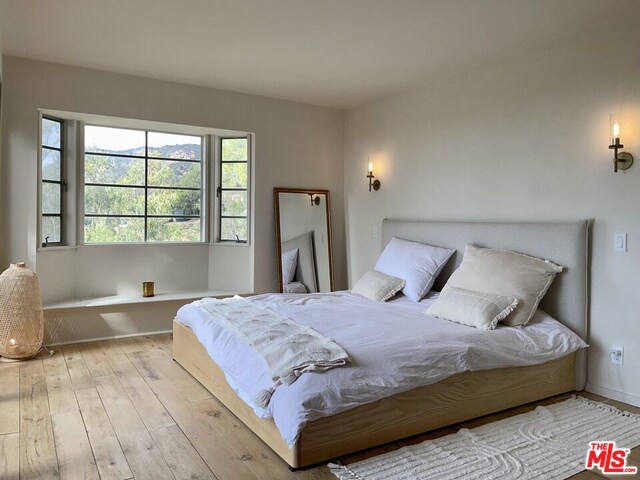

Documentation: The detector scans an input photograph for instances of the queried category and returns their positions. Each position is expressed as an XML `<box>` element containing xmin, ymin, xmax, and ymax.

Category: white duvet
<box><xmin>176</xmin><ymin>291</ymin><xmax>587</xmax><ymax>447</ymax></box>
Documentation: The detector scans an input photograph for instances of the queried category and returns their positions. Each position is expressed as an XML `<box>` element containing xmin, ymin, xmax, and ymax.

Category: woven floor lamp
<box><xmin>0</xmin><ymin>263</ymin><xmax>44</xmax><ymax>361</ymax></box>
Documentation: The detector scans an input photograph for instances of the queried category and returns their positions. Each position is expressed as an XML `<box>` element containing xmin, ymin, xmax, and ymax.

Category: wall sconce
<box><xmin>366</xmin><ymin>158</ymin><xmax>381</xmax><ymax>191</ymax></box>
<box><xmin>308</xmin><ymin>193</ymin><xmax>321</xmax><ymax>206</ymax></box>
<box><xmin>609</xmin><ymin>115</ymin><xmax>633</xmax><ymax>173</ymax></box>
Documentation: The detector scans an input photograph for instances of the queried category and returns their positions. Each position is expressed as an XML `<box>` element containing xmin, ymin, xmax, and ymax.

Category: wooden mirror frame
<box><xmin>274</xmin><ymin>187</ymin><xmax>334</xmax><ymax>293</ymax></box>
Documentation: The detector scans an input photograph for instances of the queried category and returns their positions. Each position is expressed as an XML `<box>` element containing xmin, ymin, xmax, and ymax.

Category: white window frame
<box><xmin>36</xmin><ymin>111</ymin><xmax>253</xmax><ymax>249</ymax></box>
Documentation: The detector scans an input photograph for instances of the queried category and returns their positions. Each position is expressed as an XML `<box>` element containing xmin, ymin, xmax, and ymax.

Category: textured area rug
<box><xmin>329</xmin><ymin>396</ymin><xmax>640</xmax><ymax>480</ymax></box>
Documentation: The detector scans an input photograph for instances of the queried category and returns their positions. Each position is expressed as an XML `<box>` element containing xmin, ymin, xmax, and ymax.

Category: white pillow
<box><xmin>426</xmin><ymin>287</ymin><xmax>518</xmax><ymax>330</ymax></box>
<box><xmin>351</xmin><ymin>270</ymin><xmax>406</xmax><ymax>302</ymax></box>
<box><xmin>283</xmin><ymin>281</ymin><xmax>308</xmax><ymax>294</ymax></box>
<box><xmin>442</xmin><ymin>243</ymin><xmax>562</xmax><ymax>327</ymax></box>
<box><xmin>375</xmin><ymin>237</ymin><xmax>454</xmax><ymax>302</ymax></box>
<box><xmin>281</xmin><ymin>248</ymin><xmax>298</xmax><ymax>285</ymax></box>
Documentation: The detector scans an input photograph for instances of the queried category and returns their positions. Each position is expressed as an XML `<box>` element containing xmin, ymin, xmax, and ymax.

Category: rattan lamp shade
<box><xmin>0</xmin><ymin>263</ymin><xmax>44</xmax><ymax>360</ymax></box>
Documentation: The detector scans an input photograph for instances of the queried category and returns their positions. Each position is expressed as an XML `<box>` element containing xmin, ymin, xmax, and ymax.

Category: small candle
<box><xmin>143</xmin><ymin>282</ymin><xmax>155</xmax><ymax>297</ymax></box>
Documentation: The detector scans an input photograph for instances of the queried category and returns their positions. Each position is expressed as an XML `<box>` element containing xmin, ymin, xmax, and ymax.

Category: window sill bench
<box><xmin>43</xmin><ymin>289</ymin><xmax>251</xmax><ymax>311</ymax></box>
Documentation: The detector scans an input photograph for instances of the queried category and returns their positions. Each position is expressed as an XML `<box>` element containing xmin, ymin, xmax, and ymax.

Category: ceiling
<box><xmin>1</xmin><ymin>0</ymin><xmax>639</xmax><ymax>109</ymax></box>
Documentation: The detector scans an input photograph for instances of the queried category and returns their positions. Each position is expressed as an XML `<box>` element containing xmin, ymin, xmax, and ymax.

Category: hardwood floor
<box><xmin>0</xmin><ymin>333</ymin><xmax>637</xmax><ymax>479</ymax></box>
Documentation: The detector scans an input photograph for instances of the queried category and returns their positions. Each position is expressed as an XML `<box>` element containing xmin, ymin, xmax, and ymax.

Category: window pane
<box><xmin>148</xmin><ymin>218</ymin><xmax>201</xmax><ymax>242</ymax></box>
<box><xmin>85</xmin><ymin>154</ymin><xmax>145</xmax><ymax>186</ymax></box>
<box><xmin>148</xmin><ymin>159</ymin><xmax>201</xmax><ymax>188</ymax></box>
<box><xmin>42</xmin><ymin>216</ymin><xmax>61</xmax><ymax>244</ymax></box>
<box><xmin>84</xmin><ymin>185</ymin><xmax>145</xmax><ymax>215</ymax></box>
<box><xmin>42</xmin><ymin>118</ymin><xmax>61</xmax><ymax>148</ymax></box>
<box><xmin>42</xmin><ymin>148</ymin><xmax>61</xmax><ymax>181</ymax></box>
<box><xmin>221</xmin><ymin>138</ymin><xmax>248</xmax><ymax>161</ymax></box>
<box><xmin>148</xmin><ymin>132</ymin><xmax>202</xmax><ymax>160</ymax></box>
<box><xmin>42</xmin><ymin>182</ymin><xmax>61</xmax><ymax>214</ymax></box>
<box><xmin>221</xmin><ymin>191</ymin><xmax>247</xmax><ymax>216</ymax></box>
<box><xmin>147</xmin><ymin>188</ymin><xmax>201</xmax><ymax>216</ymax></box>
<box><xmin>221</xmin><ymin>162</ymin><xmax>247</xmax><ymax>188</ymax></box>
<box><xmin>85</xmin><ymin>126</ymin><xmax>145</xmax><ymax>156</ymax></box>
<box><xmin>84</xmin><ymin>217</ymin><xmax>145</xmax><ymax>243</ymax></box>
<box><xmin>220</xmin><ymin>217</ymin><xmax>247</xmax><ymax>242</ymax></box>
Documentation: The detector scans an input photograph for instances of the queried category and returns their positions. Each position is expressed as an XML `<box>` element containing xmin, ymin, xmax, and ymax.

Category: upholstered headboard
<box><xmin>282</xmin><ymin>231</ymin><xmax>318</xmax><ymax>293</ymax></box>
<box><xmin>381</xmin><ymin>219</ymin><xmax>590</xmax><ymax>389</ymax></box>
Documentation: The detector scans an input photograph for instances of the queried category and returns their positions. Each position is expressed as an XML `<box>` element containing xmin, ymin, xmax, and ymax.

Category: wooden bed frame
<box><xmin>172</xmin><ymin>219</ymin><xmax>589</xmax><ymax>468</ymax></box>
<box><xmin>173</xmin><ymin>320</ymin><xmax>576</xmax><ymax>468</ymax></box>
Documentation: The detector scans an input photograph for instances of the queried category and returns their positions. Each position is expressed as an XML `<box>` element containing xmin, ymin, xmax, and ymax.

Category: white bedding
<box><xmin>177</xmin><ymin>291</ymin><xmax>587</xmax><ymax>447</ymax></box>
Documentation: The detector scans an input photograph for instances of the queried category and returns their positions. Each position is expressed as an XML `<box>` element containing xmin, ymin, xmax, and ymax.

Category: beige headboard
<box><xmin>381</xmin><ymin>219</ymin><xmax>590</xmax><ymax>390</ymax></box>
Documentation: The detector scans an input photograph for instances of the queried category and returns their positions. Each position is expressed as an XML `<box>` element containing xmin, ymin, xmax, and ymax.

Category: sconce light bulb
<box><xmin>9</xmin><ymin>338</ymin><xmax>16</xmax><ymax>346</ymax></box>
<box><xmin>613</xmin><ymin>122</ymin><xmax>620</xmax><ymax>139</ymax></box>
<box><xmin>368</xmin><ymin>160</ymin><xmax>373</xmax><ymax>173</ymax></box>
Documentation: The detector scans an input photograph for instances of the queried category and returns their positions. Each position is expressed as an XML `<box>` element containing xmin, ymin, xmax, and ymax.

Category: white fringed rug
<box><xmin>329</xmin><ymin>396</ymin><xmax>640</xmax><ymax>480</ymax></box>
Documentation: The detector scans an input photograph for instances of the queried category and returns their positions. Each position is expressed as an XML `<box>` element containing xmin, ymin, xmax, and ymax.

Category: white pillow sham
<box><xmin>442</xmin><ymin>243</ymin><xmax>562</xmax><ymax>327</ymax></box>
<box><xmin>375</xmin><ymin>237</ymin><xmax>454</xmax><ymax>302</ymax></box>
<box><xmin>426</xmin><ymin>286</ymin><xmax>518</xmax><ymax>330</ymax></box>
<box><xmin>351</xmin><ymin>270</ymin><xmax>406</xmax><ymax>302</ymax></box>
<box><xmin>283</xmin><ymin>281</ymin><xmax>308</xmax><ymax>294</ymax></box>
<box><xmin>281</xmin><ymin>248</ymin><xmax>298</xmax><ymax>285</ymax></box>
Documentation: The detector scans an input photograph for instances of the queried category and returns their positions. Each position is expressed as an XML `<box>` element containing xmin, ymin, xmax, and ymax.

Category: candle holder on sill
<box><xmin>143</xmin><ymin>282</ymin><xmax>155</xmax><ymax>298</ymax></box>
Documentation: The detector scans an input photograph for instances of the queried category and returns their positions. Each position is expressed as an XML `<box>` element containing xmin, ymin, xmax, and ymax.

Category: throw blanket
<box><xmin>195</xmin><ymin>296</ymin><xmax>349</xmax><ymax>407</ymax></box>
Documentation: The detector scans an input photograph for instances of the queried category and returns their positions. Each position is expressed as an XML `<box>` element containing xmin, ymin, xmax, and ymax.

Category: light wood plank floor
<box><xmin>0</xmin><ymin>333</ymin><xmax>637</xmax><ymax>479</ymax></box>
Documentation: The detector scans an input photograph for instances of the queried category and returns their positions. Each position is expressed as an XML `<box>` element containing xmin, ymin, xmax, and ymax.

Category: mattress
<box><xmin>176</xmin><ymin>291</ymin><xmax>587</xmax><ymax>447</ymax></box>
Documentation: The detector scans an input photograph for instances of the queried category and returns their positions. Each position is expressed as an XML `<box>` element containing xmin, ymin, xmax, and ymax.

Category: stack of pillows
<box><xmin>351</xmin><ymin>237</ymin><xmax>563</xmax><ymax>330</ymax></box>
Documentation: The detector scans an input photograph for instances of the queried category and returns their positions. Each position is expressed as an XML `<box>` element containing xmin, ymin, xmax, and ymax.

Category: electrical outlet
<box><xmin>610</xmin><ymin>345</ymin><xmax>624</xmax><ymax>366</ymax></box>
<box><xmin>373</xmin><ymin>225</ymin><xmax>379</xmax><ymax>238</ymax></box>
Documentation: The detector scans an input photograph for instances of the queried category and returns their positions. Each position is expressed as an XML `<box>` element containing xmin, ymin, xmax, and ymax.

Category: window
<box><xmin>83</xmin><ymin>126</ymin><xmax>204</xmax><ymax>243</ymax></box>
<box><xmin>41</xmin><ymin>117</ymin><xmax>64</xmax><ymax>246</ymax></box>
<box><xmin>218</xmin><ymin>137</ymin><xmax>249</xmax><ymax>242</ymax></box>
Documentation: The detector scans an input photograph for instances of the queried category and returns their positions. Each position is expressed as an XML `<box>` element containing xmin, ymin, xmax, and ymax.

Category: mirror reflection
<box><xmin>274</xmin><ymin>188</ymin><xmax>334</xmax><ymax>293</ymax></box>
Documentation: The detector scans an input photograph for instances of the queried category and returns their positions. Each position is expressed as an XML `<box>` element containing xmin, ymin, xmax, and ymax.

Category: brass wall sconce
<box><xmin>609</xmin><ymin>116</ymin><xmax>633</xmax><ymax>173</ymax></box>
<box><xmin>308</xmin><ymin>193</ymin><xmax>321</xmax><ymax>206</ymax></box>
<box><xmin>367</xmin><ymin>158</ymin><xmax>381</xmax><ymax>191</ymax></box>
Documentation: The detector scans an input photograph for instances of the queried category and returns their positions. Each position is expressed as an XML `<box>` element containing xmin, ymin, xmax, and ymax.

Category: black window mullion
<box><xmin>147</xmin><ymin>156</ymin><xmax>202</xmax><ymax>163</ymax></box>
<box><xmin>85</xmin><ymin>151</ymin><xmax>146</xmax><ymax>160</ymax></box>
<box><xmin>144</xmin><ymin>131</ymin><xmax>149</xmax><ymax>242</ymax></box>
<box><xmin>42</xmin><ymin>145</ymin><xmax>62</xmax><ymax>153</ymax></box>
<box><xmin>85</xmin><ymin>182</ymin><xmax>146</xmax><ymax>189</ymax></box>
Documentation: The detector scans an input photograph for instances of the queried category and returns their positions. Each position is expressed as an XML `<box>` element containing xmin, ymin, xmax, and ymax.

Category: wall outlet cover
<box><xmin>610</xmin><ymin>345</ymin><xmax>624</xmax><ymax>366</ymax></box>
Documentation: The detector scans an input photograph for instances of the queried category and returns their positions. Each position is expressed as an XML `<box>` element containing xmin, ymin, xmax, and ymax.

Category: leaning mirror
<box><xmin>274</xmin><ymin>188</ymin><xmax>334</xmax><ymax>293</ymax></box>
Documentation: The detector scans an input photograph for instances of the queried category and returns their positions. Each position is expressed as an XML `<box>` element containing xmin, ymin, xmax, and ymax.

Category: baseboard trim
<box><xmin>585</xmin><ymin>382</ymin><xmax>640</xmax><ymax>408</ymax></box>
<box><xmin>47</xmin><ymin>329</ymin><xmax>173</xmax><ymax>347</ymax></box>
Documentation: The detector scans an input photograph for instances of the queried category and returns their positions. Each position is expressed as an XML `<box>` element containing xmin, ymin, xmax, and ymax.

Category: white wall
<box><xmin>0</xmin><ymin>56</ymin><xmax>346</xmax><ymax>341</ymax></box>
<box><xmin>344</xmin><ymin>25</ymin><xmax>640</xmax><ymax>405</ymax></box>
<box><xmin>0</xmin><ymin>56</ymin><xmax>346</xmax><ymax>287</ymax></box>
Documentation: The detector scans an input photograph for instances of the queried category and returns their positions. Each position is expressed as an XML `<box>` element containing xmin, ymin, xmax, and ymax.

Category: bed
<box><xmin>173</xmin><ymin>219</ymin><xmax>590</xmax><ymax>469</ymax></box>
